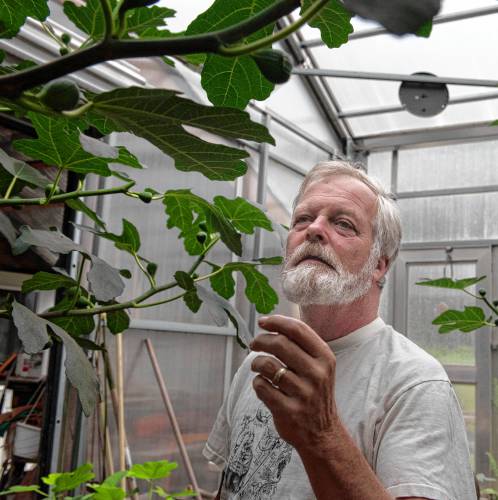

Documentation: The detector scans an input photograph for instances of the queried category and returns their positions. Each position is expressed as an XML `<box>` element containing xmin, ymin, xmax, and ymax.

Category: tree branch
<box><xmin>0</xmin><ymin>180</ymin><xmax>135</xmax><ymax>206</ymax></box>
<box><xmin>0</xmin><ymin>0</ymin><xmax>300</xmax><ymax>97</ymax></box>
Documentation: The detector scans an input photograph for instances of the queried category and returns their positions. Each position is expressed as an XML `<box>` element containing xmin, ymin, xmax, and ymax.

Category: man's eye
<box><xmin>336</xmin><ymin>220</ymin><xmax>355</xmax><ymax>231</ymax></box>
<box><xmin>293</xmin><ymin>216</ymin><xmax>310</xmax><ymax>225</ymax></box>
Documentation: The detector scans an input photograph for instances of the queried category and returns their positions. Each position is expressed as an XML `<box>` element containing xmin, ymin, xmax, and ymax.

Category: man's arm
<box><xmin>250</xmin><ymin>315</ymin><xmax>435</xmax><ymax>500</ymax></box>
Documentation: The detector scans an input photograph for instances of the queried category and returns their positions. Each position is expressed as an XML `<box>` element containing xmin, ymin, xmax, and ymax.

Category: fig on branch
<box><xmin>250</xmin><ymin>49</ymin><xmax>293</xmax><ymax>84</ymax></box>
<box><xmin>59</xmin><ymin>47</ymin><xmax>69</xmax><ymax>56</ymax></box>
<box><xmin>138</xmin><ymin>191</ymin><xmax>153</xmax><ymax>203</ymax></box>
<box><xmin>61</xmin><ymin>33</ymin><xmax>71</xmax><ymax>45</ymax></box>
<box><xmin>38</xmin><ymin>79</ymin><xmax>81</xmax><ymax>111</ymax></box>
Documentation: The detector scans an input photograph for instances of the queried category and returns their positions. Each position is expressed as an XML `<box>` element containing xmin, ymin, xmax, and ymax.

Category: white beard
<box><xmin>280</xmin><ymin>241</ymin><xmax>379</xmax><ymax>306</ymax></box>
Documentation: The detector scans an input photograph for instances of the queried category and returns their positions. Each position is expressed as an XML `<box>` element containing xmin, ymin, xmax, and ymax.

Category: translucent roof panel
<box><xmin>300</xmin><ymin>0</ymin><xmax>498</xmax><ymax>137</ymax></box>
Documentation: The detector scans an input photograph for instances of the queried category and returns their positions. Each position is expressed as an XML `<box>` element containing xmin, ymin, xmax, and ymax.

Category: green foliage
<box><xmin>21</xmin><ymin>271</ymin><xmax>77</xmax><ymax>293</ymax></box>
<box><xmin>89</xmin><ymin>87</ymin><xmax>273</xmax><ymax>180</ymax></box>
<box><xmin>11</xmin><ymin>302</ymin><xmax>98</xmax><ymax>416</ymax></box>
<box><xmin>0</xmin><ymin>0</ymin><xmax>49</xmax><ymax>39</ymax></box>
<box><xmin>186</xmin><ymin>0</ymin><xmax>276</xmax><ymax>108</ymax></box>
<box><xmin>301</xmin><ymin>0</ymin><xmax>353</xmax><ymax>48</ymax></box>
<box><xmin>15</xmin><ymin>114</ymin><xmax>113</xmax><ymax>176</ymax></box>
<box><xmin>416</xmin><ymin>276</ymin><xmax>486</xmax><ymax>290</ymax></box>
<box><xmin>0</xmin><ymin>0</ymin><xmax>442</xmax><ymax>417</ymax></box>
<box><xmin>433</xmin><ymin>306</ymin><xmax>488</xmax><ymax>334</ymax></box>
<box><xmin>0</xmin><ymin>460</ymin><xmax>194</xmax><ymax>499</ymax></box>
<box><xmin>417</xmin><ymin>275</ymin><xmax>497</xmax><ymax>334</ymax></box>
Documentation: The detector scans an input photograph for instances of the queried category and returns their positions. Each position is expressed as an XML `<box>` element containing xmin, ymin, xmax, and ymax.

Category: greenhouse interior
<box><xmin>0</xmin><ymin>0</ymin><xmax>497</xmax><ymax>498</ymax></box>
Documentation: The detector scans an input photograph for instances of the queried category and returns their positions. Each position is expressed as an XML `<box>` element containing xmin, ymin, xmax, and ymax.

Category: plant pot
<box><xmin>13</xmin><ymin>422</ymin><xmax>41</xmax><ymax>461</ymax></box>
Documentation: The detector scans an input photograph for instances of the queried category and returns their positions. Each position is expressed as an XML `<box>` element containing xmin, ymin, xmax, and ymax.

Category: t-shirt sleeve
<box><xmin>373</xmin><ymin>380</ymin><xmax>476</xmax><ymax>500</ymax></box>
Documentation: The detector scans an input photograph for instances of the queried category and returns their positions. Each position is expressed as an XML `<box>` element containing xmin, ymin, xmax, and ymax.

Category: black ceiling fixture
<box><xmin>399</xmin><ymin>72</ymin><xmax>449</xmax><ymax>117</ymax></box>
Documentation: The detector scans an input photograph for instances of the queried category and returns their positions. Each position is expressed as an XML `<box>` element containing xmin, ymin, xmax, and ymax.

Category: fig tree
<box><xmin>44</xmin><ymin>183</ymin><xmax>61</xmax><ymax>197</ymax></box>
<box><xmin>250</xmin><ymin>49</ymin><xmax>293</xmax><ymax>84</ymax></box>
<box><xmin>38</xmin><ymin>79</ymin><xmax>81</xmax><ymax>111</ymax></box>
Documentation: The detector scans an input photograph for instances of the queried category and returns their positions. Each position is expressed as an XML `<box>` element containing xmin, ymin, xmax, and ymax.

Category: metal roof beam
<box><xmin>292</xmin><ymin>68</ymin><xmax>498</xmax><ymax>88</ymax></box>
<box><xmin>338</xmin><ymin>91</ymin><xmax>498</xmax><ymax>119</ymax></box>
<box><xmin>301</xmin><ymin>5</ymin><xmax>498</xmax><ymax>48</ymax></box>
<box><xmin>355</xmin><ymin>121</ymin><xmax>498</xmax><ymax>151</ymax></box>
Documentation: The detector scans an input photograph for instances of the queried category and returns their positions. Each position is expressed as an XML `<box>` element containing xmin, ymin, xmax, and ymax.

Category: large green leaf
<box><xmin>49</xmin><ymin>322</ymin><xmax>99</xmax><ymax>416</ymax></box>
<box><xmin>196</xmin><ymin>284</ymin><xmax>251</xmax><ymax>347</ymax></box>
<box><xmin>65</xmin><ymin>198</ymin><xmax>107</xmax><ymax>230</ymax></box>
<box><xmin>14</xmin><ymin>113</ymin><xmax>112</xmax><ymax>176</ymax></box>
<box><xmin>11</xmin><ymin>301</ymin><xmax>99</xmax><ymax>415</ymax></box>
<box><xmin>186</xmin><ymin>0</ymin><xmax>276</xmax><ymax>108</ymax></box>
<box><xmin>12</xmin><ymin>300</ymin><xmax>50</xmax><ymax>354</ymax></box>
<box><xmin>213</xmin><ymin>196</ymin><xmax>272</xmax><ymax>234</ymax></box>
<box><xmin>107</xmin><ymin>308</ymin><xmax>130</xmax><ymax>334</ymax></box>
<box><xmin>128</xmin><ymin>460</ymin><xmax>177</xmax><ymax>481</ymax></box>
<box><xmin>87</xmin><ymin>257</ymin><xmax>125</xmax><ymax>302</ymax></box>
<box><xmin>0</xmin><ymin>0</ymin><xmax>49</xmax><ymax>38</ymax></box>
<box><xmin>17</xmin><ymin>226</ymin><xmax>83</xmax><ymax>254</ymax></box>
<box><xmin>124</xmin><ymin>5</ymin><xmax>175</xmax><ymax>38</ymax></box>
<box><xmin>17</xmin><ymin>226</ymin><xmax>124</xmax><ymax>302</ymax></box>
<box><xmin>63</xmin><ymin>0</ymin><xmax>105</xmax><ymax>41</ymax></box>
<box><xmin>416</xmin><ymin>276</ymin><xmax>486</xmax><ymax>290</ymax></box>
<box><xmin>218</xmin><ymin>262</ymin><xmax>278</xmax><ymax>313</ymax></box>
<box><xmin>45</xmin><ymin>463</ymin><xmax>95</xmax><ymax>494</ymax></box>
<box><xmin>301</xmin><ymin>0</ymin><xmax>352</xmax><ymax>48</ymax></box>
<box><xmin>0</xmin><ymin>148</ymin><xmax>51</xmax><ymax>188</ymax></box>
<box><xmin>209</xmin><ymin>265</ymin><xmax>235</xmax><ymax>300</ymax></box>
<box><xmin>50</xmin><ymin>314</ymin><xmax>96</xmax><ymax>337</ymax></box>
<box><xmin>433</xmin><ymin>306</ymin><xmax>488</xmax><ymax>334</ymax></box>
<box><xmin>89</xmin><ymin>87</ymin><xmax>273</xmax><ymax>180</ymax></box>
<box><xmin>163</xmin><ymin>189</ymin><xmax>241</xmax><ymax>256</ymax></box>
<box><xmin>21</xmin><ymin>271</ymin><xmax>77</xmax><ymax>293</ymax></box>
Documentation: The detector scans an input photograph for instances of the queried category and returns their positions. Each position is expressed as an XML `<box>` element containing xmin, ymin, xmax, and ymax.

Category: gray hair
<box><xmin>292</xmin><ymin>160</ymin><xmax>402</xmax><ymax>271</ymax></box>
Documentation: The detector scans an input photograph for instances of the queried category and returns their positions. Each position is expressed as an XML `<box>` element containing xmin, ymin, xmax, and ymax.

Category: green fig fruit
<box><xmin>138</xmin><ymin>191</ymin><xmax>153</xmax><ymax>203</ymax></box>
<box><xmin>38</xmin><ymin>79</ymin><xmax>81</xmax><ymax>111</ymax></box>
<box><xmin>250</xmin><ymin>49</ymin><xmax>293</xmax><ymax>84</ymax></box>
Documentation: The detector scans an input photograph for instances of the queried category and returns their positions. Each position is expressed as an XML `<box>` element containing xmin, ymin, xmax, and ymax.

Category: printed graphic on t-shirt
<box><xmin>222</xmin><ymin>406</ymin><xmax>293</xmax><ymax>499</ymax></box>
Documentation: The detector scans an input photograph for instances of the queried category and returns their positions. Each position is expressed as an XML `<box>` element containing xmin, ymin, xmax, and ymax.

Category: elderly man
<box><xmin>204</xmin><ymin>161</ymin><xmax>475</xmax><ymax>499</ymax></box>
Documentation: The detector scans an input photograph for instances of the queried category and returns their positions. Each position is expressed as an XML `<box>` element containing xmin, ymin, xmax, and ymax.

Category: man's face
<box><xmin>281</xmin><ymin>174</ymin><xmax>381</xmax><ymax>306</ymax></box>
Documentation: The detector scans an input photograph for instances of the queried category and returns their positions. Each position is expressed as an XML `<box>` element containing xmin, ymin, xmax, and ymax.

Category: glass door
<box><xmin>393</xmin><ymin>246</ymin><xmax>492</xmax><ymax>474</ymax></box>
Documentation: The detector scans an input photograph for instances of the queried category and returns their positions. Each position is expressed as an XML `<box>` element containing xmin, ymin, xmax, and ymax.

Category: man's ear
<box><xmin>373</xmin><ymin>255</ymin><xmax>389</xmax><ymax>283</ymax></box>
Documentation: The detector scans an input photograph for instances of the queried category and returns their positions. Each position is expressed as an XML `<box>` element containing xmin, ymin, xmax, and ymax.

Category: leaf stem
<box><xmin>3</xmin><ymin>176</ymin><xmax>17</xmax><ymax>200</ymax></box>
<box><xmin>134</xmin><ymin>291</ymin><xmax>186</xmax><ymax>309</ymax></box>
<box><xmin>134</xmin><ymin>252</ymin><xmax>156</xmax><ymax>288</ymax></box>
<box><xmin>100</xmin><ymin>0</ymin><xmax>115</xmax><ymax>41</ymax></box>
<box><xmin>188</xmin><ymin>236</ymin><xmax>220</xmax><ymax>276</ymax></box>
<box><xmin>44</xmin><ymin>166</ymin><xmax>64</xmax><ymax>203</ymax></box>
<box><xmin>0</xmin><ymin>0</ymin><xmax>300</xmax><ymax>97</ymax></box>
<box><xmin>0</xmin><ymin>180</ymin><xmax>135</xmax><ymax>206</ymax></box>
<box><xmin>219</xmin><ymin>0</ymin><xmax>329</xmax><ymax>56</ymax></box>
<box><xmin>62</xmin><ymin>100</ymin><xmax>94</xmax><ymax>118</ymax></box>
<box><xmin>66</xmin><ymin>254</ymin><xmax>89</xmax><ymax>312</ymax></box>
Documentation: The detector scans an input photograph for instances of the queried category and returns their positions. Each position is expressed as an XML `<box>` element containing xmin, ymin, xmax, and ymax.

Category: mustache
<box><xmin>285</xmin><ymin>242</ymin><xmax>341</xmax><ymax>270</ymax></box>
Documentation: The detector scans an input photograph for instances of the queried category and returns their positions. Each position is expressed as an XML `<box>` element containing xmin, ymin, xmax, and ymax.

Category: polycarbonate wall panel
<box><xmin>398</xmin><ymin>140</ymin><xmax>498</xmax><ymax>192</ymax></box>
<box><xmin>366</xmin><ymin>151</ymin><xmax>392</xmax><ymax>191</ymax></box>
<box><xmin>97</xmin><ymin>133</ymin><xmax>234</xmax><ymax>323</ymax></box>
<box><xmin>101</xmin><ymin>329</ymin><xmax>226</xmax><ymax>493</ymax></box>
<box><xmin>406</xmin><ymin>262</ymin><xmax>476</xmax><ymax>365</ymax></box>
<box><xmin>399</xmin><ymin>193</ymin><xmax>498</xmax><ymax>243</ymax></box>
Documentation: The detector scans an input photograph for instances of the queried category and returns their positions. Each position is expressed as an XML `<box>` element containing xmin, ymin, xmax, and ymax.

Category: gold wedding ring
<box><xmin>271</xmin><ymin>366</ymin><xmax>288</xmax><ymax>388</ymax></box>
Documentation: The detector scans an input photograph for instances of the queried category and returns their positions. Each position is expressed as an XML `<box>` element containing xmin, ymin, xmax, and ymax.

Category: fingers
<box><xmin>255</xmin><ymin>314</ymin><xmax>330</xmax><ymax>358</ymax></box>
<box><xmin>251</xmin><ymin>355</ymin><xmax>303</xmax><ymax>397</ymax></box>
<box><xmin>250</xmin><ymin>333</ymin><xmax>314</xmax><ymax>376</ymax></box>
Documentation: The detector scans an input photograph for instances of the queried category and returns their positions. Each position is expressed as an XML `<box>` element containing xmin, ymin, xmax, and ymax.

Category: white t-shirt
<box><xmin>203</xmin><ymin>318</ymin><xmax>476</xmax><ymax>500</ymax></box>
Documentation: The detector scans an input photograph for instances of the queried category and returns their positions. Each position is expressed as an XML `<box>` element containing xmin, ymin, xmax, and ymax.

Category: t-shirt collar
<box><xmin>327</xmin><ymin>317</ymin><xmax>385</xmax><ymax>353</ymax></box>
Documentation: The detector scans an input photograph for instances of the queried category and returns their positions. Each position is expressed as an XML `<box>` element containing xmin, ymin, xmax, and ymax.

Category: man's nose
<box><xmin>306</xmin><ymin>216</ymin><xmax>328</xmax><ymax>243</ymax></box>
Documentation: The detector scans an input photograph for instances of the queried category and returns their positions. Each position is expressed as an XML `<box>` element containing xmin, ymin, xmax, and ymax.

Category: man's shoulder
<box><xmin>377</xmin><ymin>324</ymin><xmax>450</xmax><ymax>387</ymax></box>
